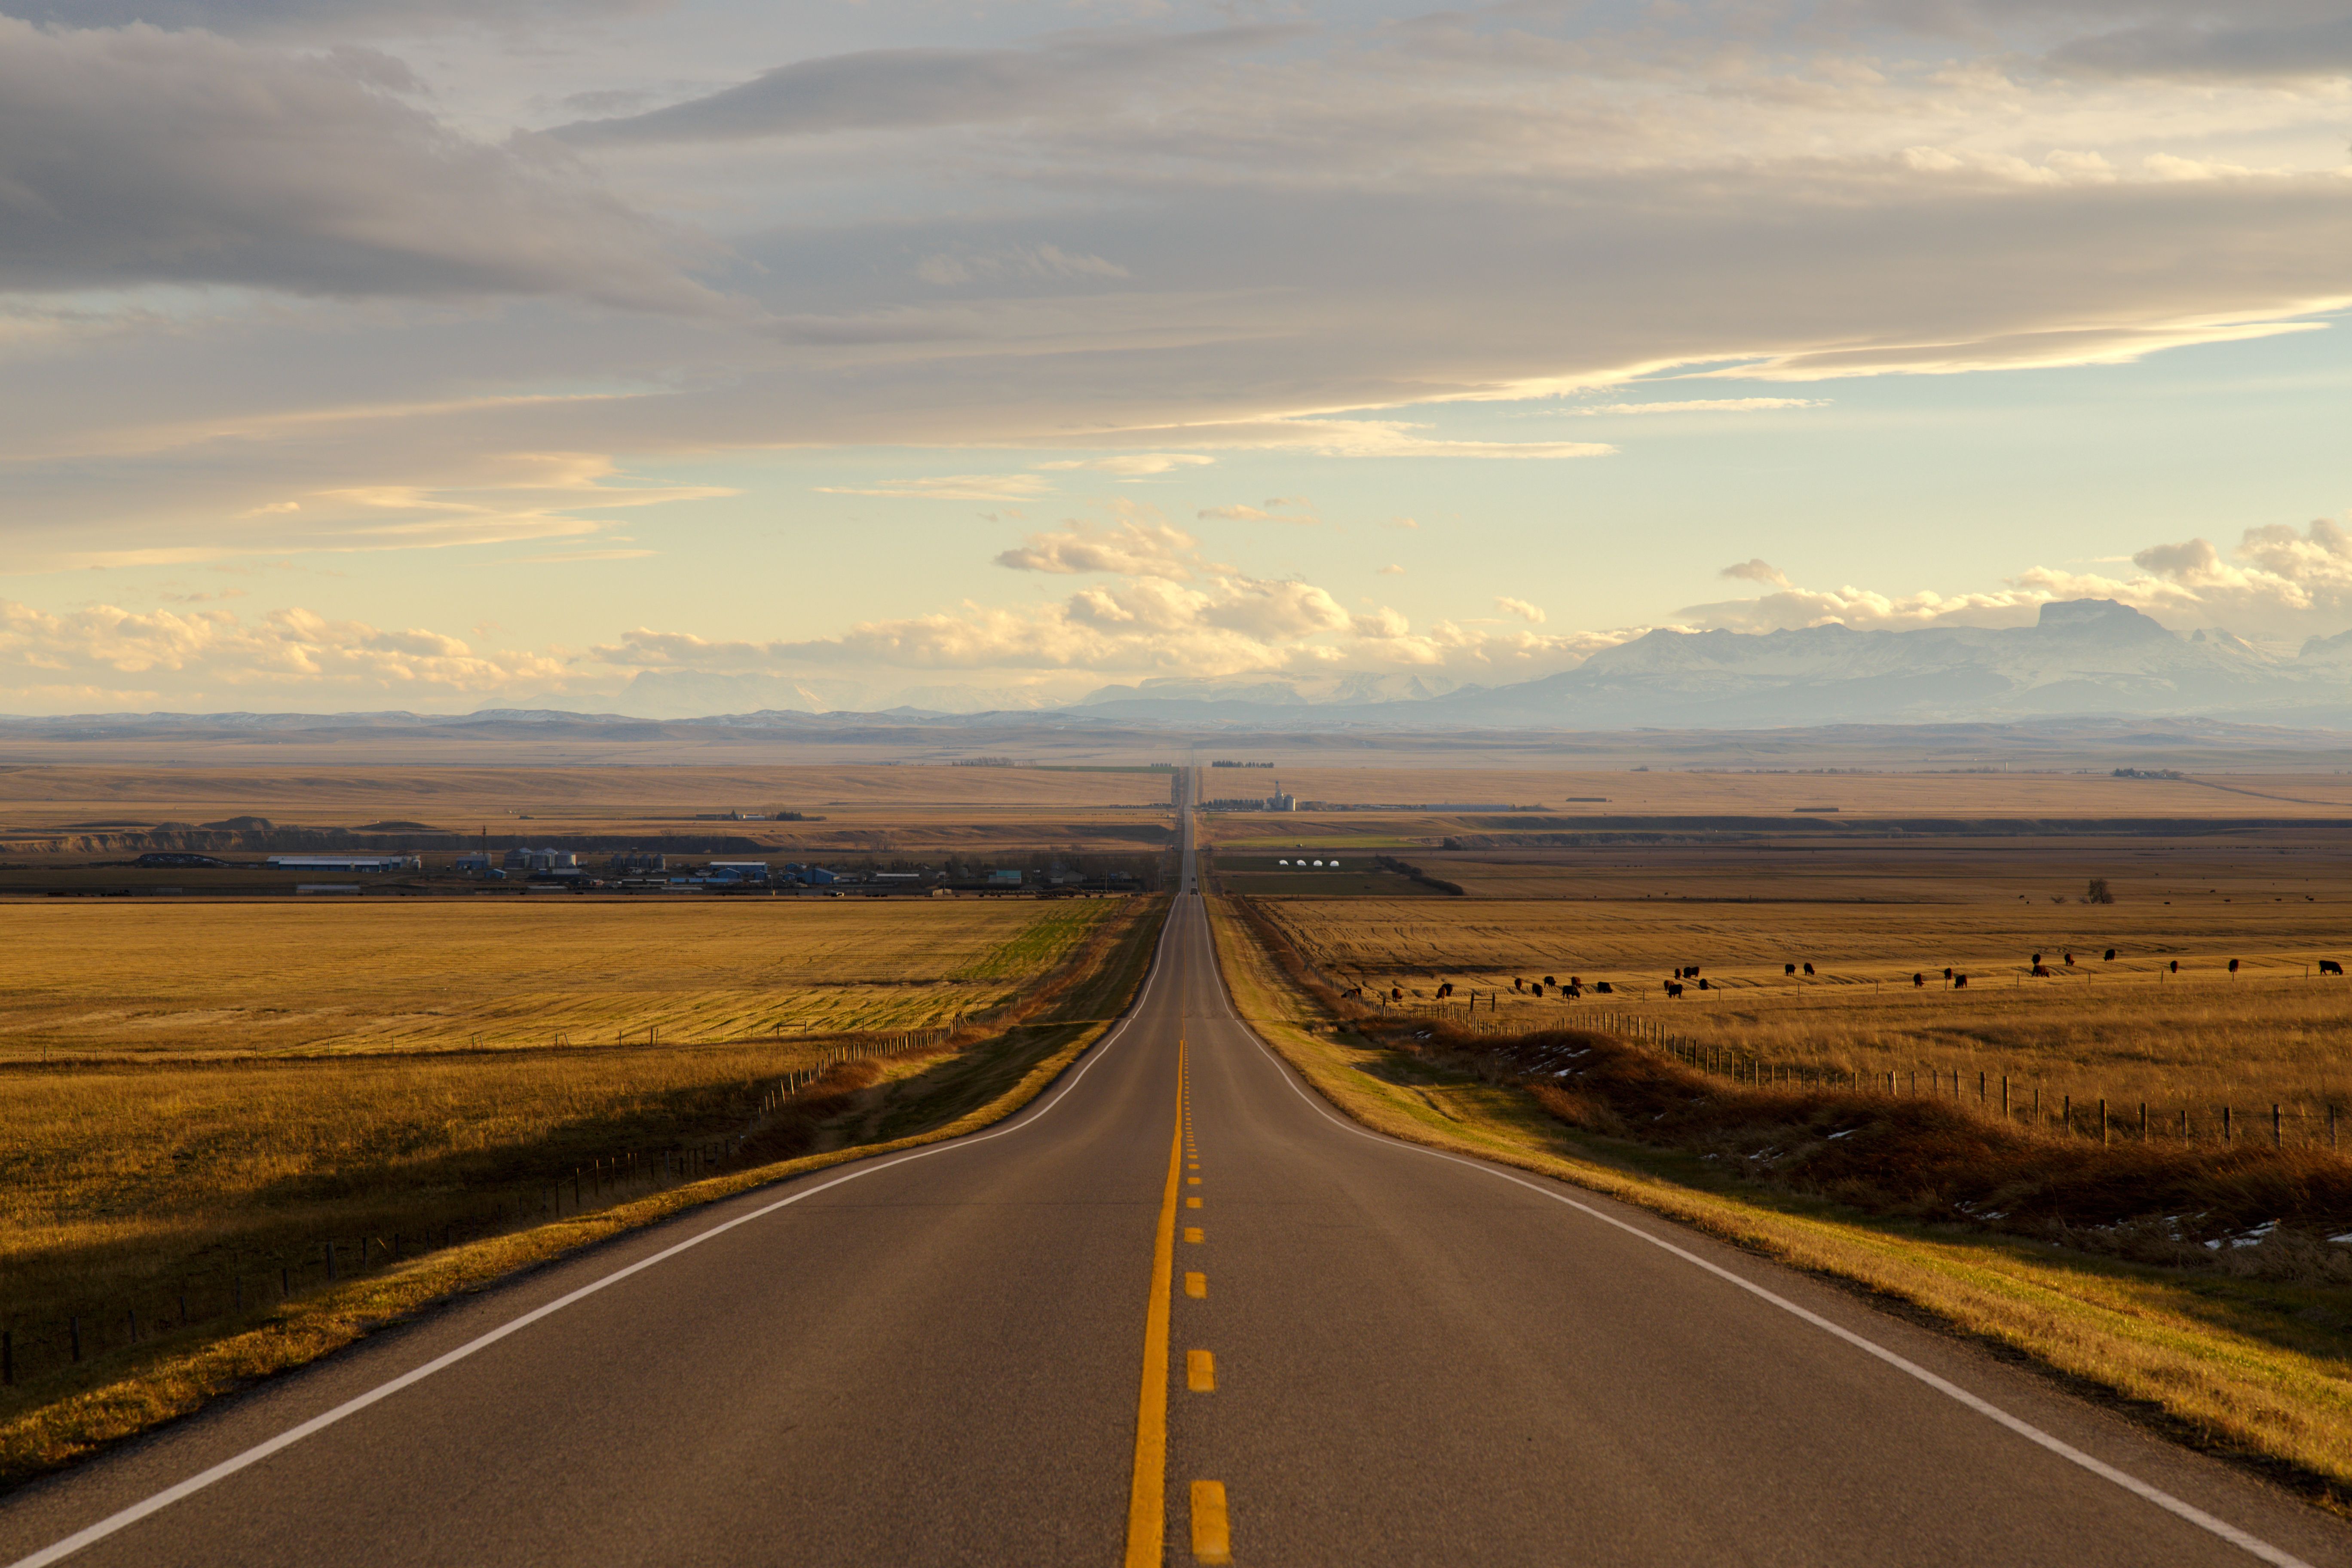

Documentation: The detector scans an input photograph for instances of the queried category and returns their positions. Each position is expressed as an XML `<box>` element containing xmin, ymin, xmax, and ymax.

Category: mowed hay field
<box><xmin>0</xmin><ymin>899</ymin><xmax>1114</xmax><ymax>1060</ymax></box>
<box><xmin>0</xmin><ymin>894</ymin><xmax>1149</xmax><ymax>1412</ymax></box>
<box><xmin>1252</xmin><ymin>835</ymin><xmax>2352</xmax><ymax>1122</ymax></box>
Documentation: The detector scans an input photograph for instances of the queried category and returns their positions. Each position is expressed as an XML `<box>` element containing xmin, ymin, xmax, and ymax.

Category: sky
<box><xmin>2</xmin><ymin>0</ymin><xmax>2349</xmax><ymax>714</ymax></box>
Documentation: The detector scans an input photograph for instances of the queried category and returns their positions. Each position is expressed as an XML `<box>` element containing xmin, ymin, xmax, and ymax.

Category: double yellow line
<box><xmin>1124</xmin><ymin>1040</ymin><xmax>1228</xmax><ymax>1565</ymax></box>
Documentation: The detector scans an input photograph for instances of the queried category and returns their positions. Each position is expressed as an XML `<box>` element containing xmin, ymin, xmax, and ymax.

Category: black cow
<box><xmin>2104</xmin><ymin>949</ymin><xmax>2116</xmax><ymax>962</ymax></box>
<box><xmin>2321</xmin><ymin>960</ymin><xmax>2344</xmax><ymax>976</ymax></box>
<box><xmin>2064</xmin><ymin>952</ymin><xmax>2076</xmax><ymax>966</ymax></box>
<box><xmin>1543</xmin><ymin>974</ymin><xmax>1557</xmax><ymax>987</ymax></box>
<box><xmin>1665</xmin><ymin>980</ymin><xmax>1684</xmax><ymax>998</ymax></box>
<box><xmin>1594</xmin><ymin>981</ymin><xmax>1614</xmax><ymax>994</ymax></box>
<box><xmin>1954</xmin><ymin>973</ymin><xmax>1969</xmax><ymax>989</ymax></box>
<box><xmin>1942</xmin><ymin>967</ymin><xmax>1953</xmax><ymax>980</ymax></box>
<box><xmin>2229</xmin><ymin>959</ymin><xmax>2242</xmax><ymax>974</ymax></box>
<box><xmin>1802</xmin><ymin>962</ymin><xmax>1816</xmax><ymax>977</ymax></box>
<box><xmin>1696</xmin><ymin>977</ymin><xmax>1710</xmax><ymax>991</ymax></box>
<box><xmin>2031</xmin><ymin>952</ymin><xmax>2043</xmax><ymax>966</ymax></box>
<box><xmin>2031</xmin><ymin>964</ymin><xmax>2051</xmax><ymax>977</ymax></box>
<box><xmin>1513</xmin><ymin>977</ymin><xmax>1525</xmax><ymax>992</ymax></box>
<box><xmin>1436</xmin><ymin>982</ymin><xmax>1455</xmax><ymax>999</ymax></box>
<box><xmin>1391</xmin><ymin>986</ymin><xmax>1404</xmax><ymax>1001</ymax></box>
<box><xmin>1784</xmin><ymin>963</ymin><xmax>1797</xmax><ymax>976</ymax></box>
<box><xmin>1530</xmin><ymin>982</ymin><xmax>1544</xmax><ymax>997</ymax></box>
<box><xmin>1913</xmin><ymin>973</ymin><xmax>1925</xmax><ymax>987</ymax></box>
<box><xmin>2169</xmin><ymin>960</ymin><xmax>2179</xmax><ymax>974</ymax></box>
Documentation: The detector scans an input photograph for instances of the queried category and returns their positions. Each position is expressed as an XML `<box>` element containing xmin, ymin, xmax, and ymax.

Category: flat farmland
<box><xmin>1195</xmin><ymin>766</ymin><xmax>2352</xmax><ymax>827</ymax></box>
<box><xmin>0</xmin><ymin>763</ymin><xmax>1177</xmax><ymax>860</ymax></box>
<box><xmin>0</xmin><ymin>899</ymin><xmax>1118</xmax><ymax>1061</ymax></box>
<box><xmin>0</xmin><ymin>891</ymin><xmax>1158</xmax><ymax>1433</ymax></box>
<box><xmin>1252</xmin><ymin>831</ymin><xmax>2352</xmax><ymax>1116</ymax></box>
<box><xmin>0</xmin><ymin>762</ymin><xmax>1176</xmax><ymax>824</ymax></box>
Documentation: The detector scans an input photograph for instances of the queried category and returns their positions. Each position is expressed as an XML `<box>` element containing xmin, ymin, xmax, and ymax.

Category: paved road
<box><xmin>5</xmin><ymin>846</ymin><xmax>2349</xmax><ymax>1567</ymax></box>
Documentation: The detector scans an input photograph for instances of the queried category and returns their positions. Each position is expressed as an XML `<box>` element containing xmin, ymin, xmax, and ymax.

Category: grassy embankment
<box><xmin>0</xmin><ymin>894</ymin><xmax>1166</xmax><ymax>1488</ymax></box>
<box><xmin>1208</xmin><ymin>890</ymin><xmax>2352</xmax><ymax>1505</ymax></box>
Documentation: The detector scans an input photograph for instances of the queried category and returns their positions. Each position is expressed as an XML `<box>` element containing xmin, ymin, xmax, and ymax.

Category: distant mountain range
<box><xmin>1072</xmin><ymin>600</ymin><xmax>2352</xmax><ymax>729</ymax></box>
<box><xmin>11</xmin><ymin>602</ymin><xmax>2352</xmax><ymax>739</ymax></box>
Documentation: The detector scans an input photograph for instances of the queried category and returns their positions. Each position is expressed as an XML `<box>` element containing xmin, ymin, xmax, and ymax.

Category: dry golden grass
<box><xmin>1206</xmin><ymin>891</ymin><xmax>2352</xmax><ymax>1500</ymax></box>
<box><xmin>0</xmin><ymin>899</ymin><xmax>1114</xmax><ymax>1060</ymax></box>
<box><xmin>0</xmin><ymin>891</ymin><xmax>1170</xmax><ymax>1484</ymax></box>
<box><xmin>1253</xmin><ymin>837</ymin><xmax>2352</xmax><ymax>1127</ymax></box>
<box><xmin>0</xmin><ymin>894</ymin><xmax>1148</xmax><ymax>1442</ymax></box>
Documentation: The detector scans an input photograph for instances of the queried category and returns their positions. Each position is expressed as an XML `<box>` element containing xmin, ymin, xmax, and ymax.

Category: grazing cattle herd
<box><xmin>1350</xmin><ymin>947</ymin><xmax>2350</xmax><ymax>1009</ymax></box>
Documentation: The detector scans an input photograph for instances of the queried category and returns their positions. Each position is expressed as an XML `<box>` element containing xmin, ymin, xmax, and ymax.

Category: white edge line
<box><xmin>6</xmin><ymin>903</ymin><xmax>1188</xmax><ymax>1568</ymax></box>
<box><xmin>1209</xmin><ymin>934</ymin><xmax>2318</xmax><ymax>1568</ymax></box>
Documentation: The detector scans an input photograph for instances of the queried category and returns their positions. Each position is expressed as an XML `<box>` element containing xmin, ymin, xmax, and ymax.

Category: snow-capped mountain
<box><xmin>1436</xmin><ymin>600</ymin><xmax>2342</xmax><ymax>727</ymax></box>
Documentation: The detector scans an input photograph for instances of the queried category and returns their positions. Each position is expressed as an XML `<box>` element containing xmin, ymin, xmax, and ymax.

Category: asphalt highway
<box><xmin>5</xmin><ymin>846</ymin><xmax>2350</xmax><ymax>1566</ymax></box>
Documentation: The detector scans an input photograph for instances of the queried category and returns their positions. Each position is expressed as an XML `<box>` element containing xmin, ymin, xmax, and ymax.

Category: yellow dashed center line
<box><xmin>1185</xmin><ymin>1227</ymin><xmax>1204</xmax><ymax>1244</ymax></box>
<box><xmin>1187</xmin><ymin>1350</ymin><xmax>1217</xmax><ymax>1393</ymax></box>
<box><xmin>1186</xmin><ymin>1196</ymin><xmax>1202</xmax><ymax>1209</ymax></box>
<box><xmin>1191</xmin><ymin>1481</ymin><xmax>1233</xmax><ymax>1565</ymax></box>
<box><xmin>1185</xmin><ymin>1271</ymin><xmax>1207</xmax><ymax>1299</ymax></box>
<box><xmin>1122</xmin><ymin>1043</ymin><xmax>1187</xmax><ymax>1568</ymax></box>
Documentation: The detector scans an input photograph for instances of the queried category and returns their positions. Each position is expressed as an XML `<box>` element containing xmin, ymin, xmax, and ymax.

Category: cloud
<box><xmin>1197</xmin><ymin>496</ymin><xmax>1318</xmax><ymax>524</ymax></box>
<box><xmin>0</xmin><ymin>597</ymin><xmax>572</xmax><ymax>701</ymax></box>
<box><xmin>1572</xmin><ymin>398</ymin><xmax>1828</xmax><ymax>416</ymax></box>
<box><xmin>1682</xmin><ymin>517</ymin><xmax>2352</xmax><ymax>637</ymax></box>
<box><xmin>2048</xmin><ymin>15</ymin><xmax>2352</xmax><ymax>80</ymax></box>
<box><xmin>0</xmin><ymin>18</ymin><xmax>722</xmax><ymax>311</ymax></box>
<box><xmin>9</xmin><ymin>0</ymin><xmax>665</xmax><ymax>39</ymax></box>
<box><xmin>993</xmin><ymin>517</ymin><xmax>1197</xmax><ymax>577</ymax></box>
<box><xmin>815</xmin><ymin>475</ymin><xmax>1055</xmax><ymax>502</ymax></box>
<box><xmin>1495</xmin><ymin>596</ymin><xmax>1546</xmax><ymax>623</ymax></box>
<box><xmin>1721</xmin><ymin>558</ymin><xmax>1794</xmax><ymax>588</ymax></box>
<box><xmin>555</xmin><ymin>28</ymin><xmax>1303</xmax><ymax>145</ymax></box>
<box><xmin>1035</xmin><ymin>454</ymin><xmax>1214</xmax><ymax>477</ymax></box>
<box><xmin>918</xmin><ymin>245</ymin><xmax>1130</xmax><ymax>286</ymax></box>
<box><xmin>590</xmin><ymin>511</ymin><xmax>1606</xmax><ymax>684</ymax></box>
<box><xmin>1378</xmin><ymin>564</ymin><xmax>1406</xmax><ymax>576</ymax></box>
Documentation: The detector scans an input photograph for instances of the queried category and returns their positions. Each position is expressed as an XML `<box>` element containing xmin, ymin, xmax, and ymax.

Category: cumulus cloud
<box><xmin>588</xmin><ymin>509</ymin><xmax>1608</xmax><ymax>685</ymax></box>
<box><xmin>1682</xmin><ymin>516</ymin><xmax>2352</xmax><ymax>638</ymax></box>
<box><xmin>1495</xmin><ymin>596</ymin><xmax>1546</xmax><ymax>623</ymax></box>
<box><xmin>0</xmin><ymin>18</ymin><xmax>721</xmax><ymax>310</ymax></box>
<box><xmin>1721</xmin><ymin>558</ymin><xmax>1794</xmax><ymax>588</ymax></box>
<box><xmin>0</xmin><ymin>597</ymin><xmax>573</xmax><ymax>704</ymax></box>
<box><xmin>993</xmin><ymin>517</ymin><xmax>1196</xmax><ymax>577</ymax></box>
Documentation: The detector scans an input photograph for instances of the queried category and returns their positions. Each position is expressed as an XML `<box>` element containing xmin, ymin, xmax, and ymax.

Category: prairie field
<box><xmin>0</xmin><ymin>762</ymin><xmax>1176</xmax><ymax>824</ymax></box>
<box><xmin>0</xmin><ymin>899</ymin><xmax>1114</xmax><ymax>1060</ymax></box>
<box><xmin>1195</xmin><ymin>766</ymin><xmax>2352</xmax><ymax>824</ymax></box>
<box><xmin>1249</xmin><ymin>831</ymin><xmax>2352</xmax><ymax>1124</ymax></box>
<box><xmin>0</xmin><ymin>894</ymin><xmax>1148</xmax><ymax>1406</ymax></box>
<box><xmin>0</xmin><ymin>762</ymin><xmax>1178</xmax><ymax>864</ymax></box>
